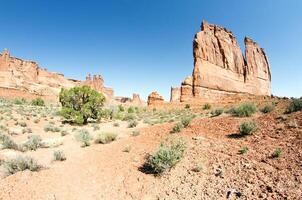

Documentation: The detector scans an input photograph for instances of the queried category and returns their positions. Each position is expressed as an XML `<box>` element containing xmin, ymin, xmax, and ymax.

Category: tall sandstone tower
<box><xmin>170</xmin><ymin>21</ymin><xmax>271</xmax><ymax>103</ymax></box>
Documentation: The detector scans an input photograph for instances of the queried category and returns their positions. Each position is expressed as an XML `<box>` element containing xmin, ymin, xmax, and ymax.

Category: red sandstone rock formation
<box><xmin>0</xmin><ymin>49</ymin><xmax>114</xmax><ymax>102</ymax></box>
<box><xmin>170</xmin><ymin>87</ymin><xmax>180</xmax><ymax>102</ymax></box>
<box><xmin>171</xmin><ymin>21</ymin><xmax>271</xmax><ymax>102</ymax></box>
<box><xmin>147</xmin><ymin>91</ymin><xmax>164</xmax><ymax>106</ymax></box>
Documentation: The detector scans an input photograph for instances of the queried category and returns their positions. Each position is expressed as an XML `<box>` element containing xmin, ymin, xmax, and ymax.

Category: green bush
<box><xmin>272</xmin><ymin>148</ymin><xmax>282</xmax><ymax>158</ymax></box>
<box><xmin>127</xmin><ymin>106</ymin><xmax>135</xmax><ymax>113</ymax></box>
<box><xmin>239</xmin><ymin>121</ymin><xmax>257</xmax><ymax>136</ymax></box>
<box><xmin>13</xmin><ymin>98</ymin><xmax>26</xmax><ymax>105</ymax></box>
<box><xmin>113</xmin><ymin>122</ymin><xmax>119</xmax><ymax>127</ymax></box>
<box><xmin>53</xmin><ymin>150</ymin><xmax>66</xmax><ymax>161</ymax></box>
<box><xmin>144</xmin><ymin>139</ymin><xmax>186</xmax><ymax>174</ymax></box>
<box><xmin>0</xmin><ymin>133</ymin><xmax>18</xmax><ymax>150</ymax></box>
<box><xmin>44</xmin><ymin>124</ymin><xmax>60</xmax><ymax>132</ymax></box>
<box><xmin>170</xmin><ymin>122</ymin><xmax>183</xmax><ymax>133</ymax></box>
<box><xmin>74</xmin><ymin>129</ymin><xmax>92</xmax><ymax>147</ymax></box>
<box><xmin>239</xmin><ymin>146</ymin><xmax>249</xmax><ymax>154</ymax></box>
<box><xmin>211</xmin><ymin>108</ymin><xmax>224</xmax><ymax>116</ymax></box>
<box><xmin>118</xmin><ymin>105</ymin><xmax>125</xmax><ymax>112</ymax></box>
<box><xmin>95</xmin><ymin>132</ymin><xmax>117</xmax><ymax>144</ymax></box>
<box><xmin>59</xmin><ymin>86</ymin><xmax>105</xmax><ymax>124</ymax></box>
<box><xmin>202</xmin><ymin>103</ymin><xmax>211</xmax><ymax>110</ymax></box>
<box><xmin>3</xmin><ymin>156</ymin><xmax>40</xmax><ymax>175</ymax></box>
<box><xmin>31</xmin><ymin>97</ymin><xmax>45</xmax><ymax>106</ymax></box>
<box><xmin>128</xmin><ymin>120</ymin><xmax>138</xmax><ymax>128</ymax></box>
<box><xmin>286</xmin><ymin>98</ymin><xmax>302</xmax><ymax>113</ymax></box>
<box><xmin>232</xmin><ymin>103</ymin><xmax>257</xmax><ymax>117</ymax></box>
<box><xmin>260</xmin><ymin>104</ymin><xmax>274</xmax><ymax>113</ymax></box>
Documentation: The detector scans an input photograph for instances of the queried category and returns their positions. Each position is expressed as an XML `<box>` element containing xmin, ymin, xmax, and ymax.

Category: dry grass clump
<box><xmin>95</xmin><ymin>132</ymin><xmax>117</xmax><ymax>144</ymax></box>
<box><xmin>3</xmin><ymin>155</ymin><xmax>41</xmax><ymax>176</ymax></box>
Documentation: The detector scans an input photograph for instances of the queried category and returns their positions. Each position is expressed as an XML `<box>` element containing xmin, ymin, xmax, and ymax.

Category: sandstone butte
<box><xmin>148</xmin><ymin>21</ymin><xmax>272</xmax><ymax>106</ymax></box>
<box><xmin>0</xmin><ymin>49</ymin><xmax>144</xmax><ymax>105</ymax></box>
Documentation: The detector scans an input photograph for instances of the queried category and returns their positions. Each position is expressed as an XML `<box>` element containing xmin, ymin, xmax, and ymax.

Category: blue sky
<box><xmin>0</xmin><ymin>0</ymin><xmax>301</xmax><ymax>100</ymax></box>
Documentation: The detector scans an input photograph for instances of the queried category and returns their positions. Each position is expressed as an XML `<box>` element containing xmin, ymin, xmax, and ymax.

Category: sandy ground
<box><xmin>0</xmin><ymin>101</ymin><xmax>301</xmax><ymax>200</ymax></box>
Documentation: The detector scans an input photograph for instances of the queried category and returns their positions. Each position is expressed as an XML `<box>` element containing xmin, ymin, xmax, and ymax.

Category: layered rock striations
<box><xmin>147</xmin><ymin>91</ymin><xmax>164</xmax><ymax>106</ymax></box>
<box><xmin>171</xmin><ymin>21</ymin><xmax>271</xmax><ymax>102</ymax></box>
<box><xmin>0</xmin><ymin>49</ymin><xmax>114</xmax><ymax>101</ymax></box>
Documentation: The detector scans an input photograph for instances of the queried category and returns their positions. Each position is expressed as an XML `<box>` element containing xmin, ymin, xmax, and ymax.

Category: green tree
<box><xmin>59</xmin><ymin>86</ymin><xmax>105</xmax><ymax>124</ymax></box>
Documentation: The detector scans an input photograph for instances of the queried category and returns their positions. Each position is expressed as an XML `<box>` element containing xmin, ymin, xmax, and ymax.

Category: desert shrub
<box><xmin>185</xmin><ymin>104</ymin><xmax>190</xmax><ymax>109</ymax></box>
<box><xmin>239</xmin><ymin>146</ymin><xmax>249</xmax><ymax>154</ymax></box>
<box><xmin>95</xmin><ymin>132</ymin><xmax>117</xmax><ymax>144</ymax></box>
<box><xmin>170</xmin><ymin>122</ymin><xmax>184</xmax><ymax>133</ymax></box>
<box><xmin>127</xmin><ymin>106</ymin><xmax>135</xmax><ymax>113</ymax></box>
<box><xmin>60</xmin><ymin>130</ymin><xmax>69</xmax><ymax>136</ymax></box>
<box><xmin>53</xmin><ymin>150</ymin><xmax>66</xmax><ymax>161</ymax></box>
<box><xmin>14</xmin><ymin>98</ymin><xmax>26</xmax><ymax>105</ymax></box>
<box><xmin>0</xmin><ymin>133</ymin><xmax>18</xmax><ymax>150</ymax></box>
<box><xmin>3</xmin><ymin>156</ymin><xmax>40</xmax><ymax>175</ymax></box>
<box><xmin>131</xmin><ymin>130</ymin><xmax>140</xmax><ymax>136</ymax></box>
<box><xmin>239</xmin><ymin>121</ymin><xmax>257</xmax><ymax>136</ymax></box>
<box><xmin>113</xmin><ymin>122</ymin><xmax>119</xmax><ymax>127</ymax></box>
<box><xmin>181</xmin><ymin>116</ymin><xmax>192</xmax><ymax>128</ymax></box>
<box><xmin>211</xmin><ymin>108</ymin><xmax>224</xmax><ymax>116</ymax></box>
<box><xmin>18</xmin><ymin>121</ymin><xmax>27</xmax><ymax>127</ymax></box>
<box><xmin>44</xmin><ymin>124</ymin><xmax>60</xmax><ymax>132</ymax></box>
<box><xmin>260</xmin><ymin>104</ymin><xmax>274</xmax><ymax>113</ymax></box>
<box><xmin>59</xmin><ymin>86</ymin><xmax>105</xmax><ymax>124</ymax></box>
<box><xmin>192</xmin><ymin>164</ymin><xmax>203</xmax><ymax>172</ymax></box>
<box><xmin>144</xmin><ymin>139</ymin><xmax>186</xmax><ymax>174</ymax></box>
<box><xmin>272</xmin><ymin>148</ymin><xmax>282</xmax><ymax>158</ymax></box>
<box><xmin>31</xmin><ymin>97</ymin><xmax>45</xmax><ymax>106</ymax></box>
<box><xmin>232</xmin><ymin>103</ymin><xmax>257</xmax><ymax>117</ymax></box>
<box><xmin>123</xmin><ymin>113</ymin><xmax>136</xmax><ymax>121</ymax></box>
<box><xmin>128</xmin><ymin>120</ymin><xmax>138</xmax><ymax>128</ymax></box>
<box><xmin>74</xmin><ymin>129</ymin><xmax>92</xmax><ymax>147</ymax></box>
<box><xmin>23</xmin><ymin>135</ymin><xmax>42</xmax><ymax>151</ymax></box>
<box><xmin>118</xmin><ymin>105</ymin><xmax>125</xmax><ymax>112</ymax></box>
<box><xmin>202</xmin><ymin>103</ymin><xmax>211</xmax><ymax>110</ymax></box>
<box><xmin>92</xmin><ymin>124</ymin><xmax>100</xmax><ymax>131</ymax></box>
<box><xmin>286</xmin><ymin>98</ymin><xmax>302</xmax><ymax>113</ymax></box>
<box><xmin>33</xmin><ymin>119</ymin><xmax>40</xmax><ymax>123</ymax></box>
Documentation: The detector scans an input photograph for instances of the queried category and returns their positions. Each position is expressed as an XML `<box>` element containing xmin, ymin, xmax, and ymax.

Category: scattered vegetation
<box><xmin>131</xmin><ymin>131</ymin><xmax>140</xmax><ymax>137</ymax></box>
<box><xmin>231</xmin><ymin>103</ymin><xmax>257</xmax><ymax>117</ymax></box>
<box><xmin>128</xmin><ymin>120</ymin><xmax>138</xmax><ymax>128</ymax></box>
<box><xmin>181</xmin><ymin>116</ymin><xmax>192</xmax><ymax>128</ymax></box>
<box><xmin>95</xmin><ymin>132</ymin><xmax>117</xmax><ymax>144</ymax></box>
<box><xmin>239</xmin><ymin>121</ymin><xmax>257</xmax><ymax>136</ymax></box>
<box><xmin>31</xmin><ymin>97</ymin><xmax>45</xmax><ymax>106</ymax></box>
<box><xmin>211</xmin><ymin>108</ymin><xmax>224</xmax><ymax>117</ymax></box>
<box><xmin>202</xmin><ymin>103</ymin><xmax>211</xmax><ymax>110</ymax></box>
<box><xmin>170</xmin><ymin>122</ymin><xmax>183</xmax><ymax>133</ymax></box>
<box><xmin>192</xmin><ymin>164</ymin><xmax>203</xmax><ymax>172</ymax></box>
<box><xmin>59</xmin><ymin>86</ymin><xmax>105</xmax><ymax>124</ymax></box>
<box><xmin>3</xmin><ymin>156</ymin><xmax>41</xmax><ymax>176</ymax></box>
<box><xmin>0</xmin><ymin>133</ymin><xmax>18</xmax><ymax>150</ymax></box>
<box><xmin>44</xmin><ymin>124</ymin><xmax>60</xmax><ymax>132</ymax></box>
<box><xmin>143</xmin><ymin>139</ymin><xmax>187</xmax><ymax>174</ymax></box>
<box><xmin>272</xmin><ymin>148</ymin><xmax>282</xmax><ymax>158</ymax></box>
<box><xmin>260</xmin><ymin>104</ymin><xmax>274</xmax><ymax>113</ymax></box>
<box><xmin>23</xmin><ymin>135</ymin><xmax>42</xmax><ymax>151</ymax></box>
<box><xmin>185</xmin><ymin>104</ymin><xmax>190</xmax><ymax>109</ymax></box>
<box><xmin>239</xmin><ymin>146</ymin><xmax>249</xmax><ymax>154</ymax></box>
<box><xmin>74</xmin><ymin>129</ymin><xmax>93</xmax><ymax>147</ymax></box>
<box><xmin>53</xmin><ymin>150</ymin><xmax>66</xmax><ymax>161</ymax></box>
<box><xmin>286</xmin><ymin>98</ymin><xmax>302</xmax><ymax>113</ymax></box>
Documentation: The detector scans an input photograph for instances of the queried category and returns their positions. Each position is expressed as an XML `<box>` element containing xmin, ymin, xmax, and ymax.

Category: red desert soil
<box><xmin>0</xmin><ymin>111</ymin><xmax>301</xmax><ymax>200</ymax></box>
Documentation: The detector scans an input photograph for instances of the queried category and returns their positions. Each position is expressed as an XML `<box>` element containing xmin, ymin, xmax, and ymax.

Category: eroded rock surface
<box><xmin>171</xmin><ymin>21</ymin><xmax>271</xmax><ymax>103</ymax></box>
<box><xmin>147</xmin><ymin>91</ymin><xmax>164</xmax><ymax>106</ymax></box>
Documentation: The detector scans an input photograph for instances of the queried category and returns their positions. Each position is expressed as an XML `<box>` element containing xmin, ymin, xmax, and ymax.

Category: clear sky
<box><xmin>0</xmin><ymin>0</ymin><xmax>301</xmax><ymax>100</ymax></box>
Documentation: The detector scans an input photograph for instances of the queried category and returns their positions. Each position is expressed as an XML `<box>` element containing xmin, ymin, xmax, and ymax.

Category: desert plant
<box><xmin>0</xmin><ymin>133</ymin><xmax>18</xmax><ymax>150</ymax></box>
<box><xmin>123</xmin><ymin>113</ymin><xmax>136</xmax><ymax>121</ymax></box>
<box><xmin>113</xmin><ymin>122</ymin><xmax>120</xmax><ymax>127</ymax></box>
<box><xmin>60</xmin><ymin>129</ymin><xmax>69</xmax><ymax>136</ymax></box>
<box><xmin>59</xmin><ymin>86</ymin><xmax>105</xmax><ymax>124</ymax></box>
<box><xmin>127</xmin><ymin>106</ymin><xmax>135</xmax><ymax>113</ymax></box>
<box><xmin>95</xmin><ymin>132</ymin><xmax>117</xmax><ymax>144</ymax></box>
<box><xmin>31</xmin><ymin>97</ymin><xmax>45</xmax><ymax>106</ymax></box>
<box><xmin>232</xmin><ymin>103</ymin><xmax>257</xmax><ymax>117</ymax></box>
<box><xmin>43</xmin><ymin>124</ymin><xmax>60</xmax><ymax>132</ymax></box>
<box><xmin>181</xmin><ymin>116</ymin><xmax>192</xmax><ymax>128</ymax></box>
<box><xmin>13</xmin><ymin>98</ymin><xmax>26</xmax><ymax>105</ymax></box>
<box><xmin>23</xmin><ymin>135</ymin><xmax>42</xmax><ymax>151</ymax></box>
<box><xmin>260</xmin><ymin>104</ymin><xmax>274</xmax><ymax>113</ymax></box>
<box><xmin>131</xmin><ymin>130</ymin><xmax>140</xmax><ymax>136</ymax></box>
<box><xmin>192</xmin><ymin>164</ymin><xmax>203</xmax><ymax>172</ymax></box>
<box><xmin>92</xmin><ymin>123</ymin><xmax>100</xmax><ymax>131</ymax></box>
<box><xmin>74</xmin><ymin>129</ymin><xmax>92</xmax><ymax>147</ymax></box>
<box><xmin>170</xmin><ymin>122</ymin><xmax>183</xmax><ymax>133</ymax></box>
<box><xmin>211</xmin><ymin>108</ymin><xmax>224</xmax><ymax>116</ymax></box>
<box><xmin>144</xmin><ymin>139</ymin><xmax>186</xmax><ymax>174</ymax></box>
<box><xmin>239</xmin><ymin>146</ymin><xmax>249</xmax><ymax>154</ymax></box>
<box><xmin>286</xmin><ymin>98</ymin><xmax>302</xmax><ymax>113</ymax></box>
<box><xmin>185</xmin><ymin>104</ymin><xmax>190</xmax><ymax>109</ymax></box>
<box><xmin>33</xmin><ymin>119</ymin><xmax>40</xmax><ymax>123</ymax></box>
<box><xmin>239</xmin><ymin>121</ymin><xmax>257</xmax><ymax>136</ymax></box>
<box><xmin>202</xmin><ymin>103</ymin><xmax>211</xmax><ymax>110</ymax></box>
<box><xmin>118</xmin><ymin>105</ymin><xmax>125</xmax><ymax>112</ymax></box>
<box><xmin>53</xmin><ymin>150</ymin><xmax>66</xmax><ymax>161</ymax></box>
<box><xmin>128</xmin><ymin>120</ymin><xmax>138</xmax><ymax>128</ymax></box>
<box><xmin>272</xmin><ymin>148</ymin><xmax>282</xmax><ymax>158</ymax></box>
<box><xmin>3</xmin><ymin>156</ymin><xmax>40</xmax><ymax>175</ymax></box>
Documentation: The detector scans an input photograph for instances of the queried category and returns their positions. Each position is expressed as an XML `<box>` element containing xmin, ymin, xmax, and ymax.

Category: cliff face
<box><xmin>171</xmin><ymin>21</ymin><xmax>271</xmax><ymax>102</ymax></box>
<box><xmin>0</xmin><ymin>49</ymin><xmax>114</xmax><ymax>101</ymax></box>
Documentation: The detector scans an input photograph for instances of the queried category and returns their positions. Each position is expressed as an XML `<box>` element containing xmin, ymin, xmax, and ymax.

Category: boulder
<box><xmin>147</xmin><ymin>91</ymin><xmax>164</xmax><ymax>106</ymax></box>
